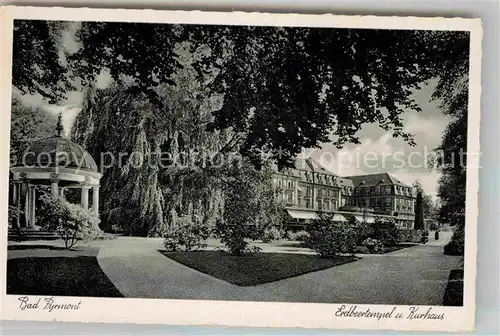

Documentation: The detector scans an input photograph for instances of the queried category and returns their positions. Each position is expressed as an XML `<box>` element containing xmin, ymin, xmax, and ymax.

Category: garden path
<box><xmin>96</xmin><ymin>237</ymin><xmax>461</xmax><ymax>305</ymax></box>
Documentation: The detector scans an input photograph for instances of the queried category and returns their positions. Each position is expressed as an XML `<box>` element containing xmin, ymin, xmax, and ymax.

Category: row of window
<box><xmin>344</xmin><ymin>197</ymin><xmax>415</xmax><ymax>212</ymax></box>
<box><xmin>298</xmin><ymin>198</ymin><xmax>339</xmax><ymax>210</ymax></box>
<box><xmin>301</xmin><ymin>187</ymin><xmax>340</xmax><ymax>198</ymax></box>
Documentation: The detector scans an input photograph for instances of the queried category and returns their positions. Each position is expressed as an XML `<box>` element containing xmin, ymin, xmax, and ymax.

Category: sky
<box><xmin>12</xmin><ymin>23</ymin><xmax>450</xmax><ymax>200</ymax></box>
<box><xmin>309</xmin><ymin>79</ymin><xmax>450</xmax><ymax>200</ymax></box>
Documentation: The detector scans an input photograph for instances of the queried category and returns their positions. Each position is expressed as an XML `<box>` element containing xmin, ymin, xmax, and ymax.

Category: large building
<box><xmin>273</xmin><ymin>158</ymin><xmax>416</xmax><ymax>230</ymax></box>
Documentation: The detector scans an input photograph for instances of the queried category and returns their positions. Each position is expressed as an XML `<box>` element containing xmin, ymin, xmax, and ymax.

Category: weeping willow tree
<box><xmin>72</xmin><ymin>42</ymin><xmax>230</xmax><ymax>236</ymax></box>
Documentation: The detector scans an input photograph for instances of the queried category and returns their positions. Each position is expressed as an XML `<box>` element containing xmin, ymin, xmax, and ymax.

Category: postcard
<box><xmin>0</xmin><ymin>5</ymin><xmax>482</xmax><ymax>332</ymax></box>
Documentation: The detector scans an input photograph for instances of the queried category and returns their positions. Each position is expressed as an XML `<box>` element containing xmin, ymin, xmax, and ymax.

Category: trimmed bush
<box><xmin>287</xmin><ymin>230</ymin><xmax>310</xmax><ymax>243</ymax></box>
<box><xmin>306</xmin><ymin>213</ymin><xmax>358</xmax><ymax>258</ymax></box>
<box><xmin>399</xmin><ymin>229</ymin><xmax>423</xmax><ymax>243</ymax></box>
<box><xmin>435</xmin><ymin>230</ymin><xmax>440</xmax><ymax>240</ymax></box>
<box><xmin>261</xmin><ymin>226</ymin><xmax>282</xmax><ymax>243</ymax></box>
<box><xmin>163</xmin><ymin>216</ymin><xmax>211</xmax><ymax>252</ymax></box>
<box><xmin>362</xmin><ymin>238</ymin><xmax>383</xmax><ymax>254</ymax></box>
<box><xmin>368</xmin><ymin>218</ymin><xmax>401</xmax><ymax>246</ymax></box>
<box><xmin>420</xmin><ymin>230</ymin><xmax>429</xmax><ymax>244</ymax></box>
<box><xmin>444</xmin><ymin>224</ymin><xmax>464</xmax><ymax>256</ymax></box>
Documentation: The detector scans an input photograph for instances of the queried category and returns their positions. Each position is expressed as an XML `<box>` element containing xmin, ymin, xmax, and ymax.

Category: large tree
<box><xmin>12</xmin><ymin>20</ymin><xmax>72</xmax><ymax>103</ymax></box>
<box><xmin>65</xmin><ymin>23</ymin><xmax>464</xmax><ymax>167</ymax></box>
<box><xmin>431</xmin><ymin>31</ymin><xmax>469</xmax><ymax>228</ymax></box>
<box><xmin>12</xmin><ymin>21</ymin><xmax>470</xmax><ymax>237</ymax></box>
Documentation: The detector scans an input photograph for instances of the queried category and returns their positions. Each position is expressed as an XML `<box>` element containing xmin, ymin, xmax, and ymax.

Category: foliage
<box><xmin>37</xmin><ymin>191</ymin><xmax>101</xmax><ymax>249</ymax></box>
<box><xmin>61</xmin><ymin>24</ymin><xmax>467</xmax><ymax>168</ymax></box>
<box><xmin>8</xmin><ymin>205</ymin><xmax>22</xmax><ymax>228</ymax></box>
<box><xmin>398</xmin><ymin>229</ymin><xmax>424</xmax><ymax>243</ymax></box>
<box><xmin>444</xmin><ymin>223</ymin><xmax>465</xmax><ymax>256</ymax></box>
<box><xmin>12</xmin><ymin>21</ymin><xmax>71</xmax><ymax>103</ymax></box>
<box><xmin>430</xmin><ymin>222</ymin><xmax>439</xmax><ymax>231</ymax></box>
<box><xmin>261</xmin><ymin>226</ymin><xmax>282</xmax><ymax>243</ymax></box>
<box><xmin>214</xmin><ymin>160</ymin><xmax>278</xmax><ymax>255</ymax></box>
<box><xmin>420</xmin><ymin>230</ymin><xmax>429</xmax><ymax>244</ymax></box>
<box><xmin>431</xmin><ymin>32</ymin><xmax>469</xmax><ymax>249</ymax></box>
<box><xmin>366</xmin><ymin>218</ymin><xmax>401</xmax><ymax>246</ymax></box>
<box><xmin>306</xmin><ymin>212</ymin><xmax>358</xmax><ymax>258</ymax></box>
<box><xmin>412</xmin><ymin>181</ymin><xmax>435</xmax><ymax>220</ymax></box>
<box><xmin>362</xmin><ymin>238</ymin><xmax>383</xmax><ymax>254</ymax></box>
<box><xmin>9</xmin><ymin>98</ymin><xmax>58</xmax><ymax>165</ymax></box>
<box><xmin>414</xmin><ymin>189</ymin><xmax>425</xmax><ymax>229</ymax></box>
<box><xmin>287</xmin><ymin>230</ymin><xmax>310</xmax><ymax>243</ymax></box>
<box><xmin>163</xmin><ymin>215</ymin><xmax>211</xmax><ymax>251</ymax></box>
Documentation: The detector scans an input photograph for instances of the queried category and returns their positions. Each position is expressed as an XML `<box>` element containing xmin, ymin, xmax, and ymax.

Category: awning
<box><xmin>287</xmin><ymin>209</ymin><xmax>318</xmax><ymax>220</ymax></box>
<box><xmin>332</xmin><ymin>214</ymin><xmax>348</xmax><ymax>222</ymax></box>
<box><xmin>353</xmin><ymin>215</ymin><xmax>364</xmax><ymax>223</ymax></box>
<box><xmin>365</xmin><ymin>216</ymin><xmax>376</xmax><ymax>224</ymax></box>
<box><xmin>352</xmin><ymin>215</ymin><xmax>375</xmax><ymax>223</ymax></box>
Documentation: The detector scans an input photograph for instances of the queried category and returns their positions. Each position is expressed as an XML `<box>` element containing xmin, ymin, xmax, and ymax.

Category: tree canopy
<box><xmin>13</xmin><ymin>21</ymin><xmax>469</xmax><ymax>169</ymax></box>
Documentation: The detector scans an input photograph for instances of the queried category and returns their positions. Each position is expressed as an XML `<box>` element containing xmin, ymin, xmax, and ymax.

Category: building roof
<box><xmin>307</xmin><ymin>157</ymin><xmax>338</xmax><ymax>176</ymax></box>
<box><xmin>337</xmin><ymin>177</ymin><xmax>354</xmax><ymax>188</ymax></box>
<box><xmin>346</xmin><ymin>172</ymin><xmax>410</xmax><ymax>188</ymax></box>
<box><xmin>16</xmin><ymin>136</ymin><xmax>99</xmax><ymax>172</ymax></box>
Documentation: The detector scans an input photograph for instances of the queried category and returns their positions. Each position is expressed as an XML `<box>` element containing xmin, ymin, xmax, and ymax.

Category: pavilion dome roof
<box><xmin>16</xmin><ymin>136</ymin><xmax>99</xmax><ymax>172</ymax></box>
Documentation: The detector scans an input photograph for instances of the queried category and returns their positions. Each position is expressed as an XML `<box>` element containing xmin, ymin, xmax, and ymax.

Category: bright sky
<box><xmin>12</xmin><ymin>22</ymin><xmax>449</xmax><ymax>200</ymax></box>
<box><xmin>309</xmin><ymin>79</ymin><xmax>450</xmax><ymax>200</ymax></box>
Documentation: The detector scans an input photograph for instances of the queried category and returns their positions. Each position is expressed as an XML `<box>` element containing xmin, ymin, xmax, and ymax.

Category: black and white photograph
<box><xmin>1</xmin><ymin>6</ymin><xmax>482</xmax><ymax>332</ymax></box>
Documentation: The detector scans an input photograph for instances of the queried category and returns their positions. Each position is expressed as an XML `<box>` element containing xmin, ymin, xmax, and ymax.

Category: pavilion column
<box><xmin>59</xmin><ymin>187</ymin><xmax>66</xmax><ymax>201</ymax></box>
<box><xmin>81</xmin><ymin>185</ymin><xmax>90</xmax><ymax>209</ymax></box>
<box><xmin>29</xmin><ymin>186</ymin><xmax>36</xmax><ymax>228</ymax></box>
<box><xmin>51</xmin><ymin>179</ymin><xmax>59</xmax><ymax>198</ymax></box>
<box><xmin>92</xmin><ymin>186</ymin><xmax>99</xmax><ymax>215</ymax></box>
<box><xmin>14</xmin><ymin>182</ymin><xmax>22</xmax><ymax>229</ymax></box>
<box><xmin>24</xmin><ymin>185</ymin><xmax>31</xmax><ymax>228</ymax></box>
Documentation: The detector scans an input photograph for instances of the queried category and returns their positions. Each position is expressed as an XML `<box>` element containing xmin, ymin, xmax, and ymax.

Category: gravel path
<box><xmin>96</xmin><ymin>237</ymin><xmax>461</xmax><ymax>305</ymax></box>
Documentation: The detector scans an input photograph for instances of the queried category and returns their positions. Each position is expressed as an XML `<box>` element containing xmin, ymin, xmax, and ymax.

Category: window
<box><xmin>287</xmin><ymin>193</ymin><xmax>293</xmax><ymax>205</ymax></box>
<box><xmin>385</xmin><ymin>186</ymin><xmax>392</xmax><ymax>195</ymax></box>
<box><xmin>278</xmin><ymin>180</ymin><xmax>282</xmax><ymax>188</ymax></box>
<box><xmin>306</xmin><ymin>187</ymin><xmax>312</xmax><ymax>196</ymax></box>
<box><xmin>317</xmin><ymin>200</ymin><xmax>323</xmax><ymax>210</ymax></box>
<box><xmin>305</xmin><ymin>199</ymin><xmax>311</xmax><ymax>208</ymax></box>
<box><xmin>324</xmin><ymin>200</ymin><xmax>330</xmax><ymax>210</ymax></box>
<box><xmin>333</xmin><ymin>199</ymin><xmax>338</xmax><ymax>210</ymax></box>
<box><xmin>318</xmin><ymin>189</ymin><xmax>323</xmax><ymax>197</ymax></box>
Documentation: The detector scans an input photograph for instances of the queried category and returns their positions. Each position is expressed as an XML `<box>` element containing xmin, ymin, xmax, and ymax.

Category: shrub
<box><xmin>8</xmin><ymin>205</ymin><xmax>21</xmax><ymax>228</ymax></box>
<box><xmin>398</xmin><ymin>229</ymin><xmax>422</xmax><ymax>243</ymax></box>
<box><xmin>420</xmin><ymin>230</ymin><xmax>429</xmax><ymax>244</ymax></box>
<box><xmin>362</xmin><ymin>238</ymin><xmax>383</xmax><ymax>254</ymax></box>
<box><xmin>261</xmin><ymin>226</ymin><xmax>282</xmax><ymax>243</ymax></box>
<box><xmin>430</xmin><ymin>222</ymin><xmax>439</xmax><ymax>231</ymax></box>
<box><xmin>435</xmin><ymin>230</ymin><xmax>440</xmax><ymax>240</ymax></box>
<box><xmin>37</xmin><ymin>192</ymin><xmax>101</xmax><ymax>249</ymax></box>
<box><xmin>214</xmin><ymin>220</ymin><xmax>259</xmax><ymax>256</ymax></box>
<box><xmin>287</xmin><ymin>230</ymin><xmax>310</xmax><ymax>243</ymax></box>
<box><xmin>369</xmin><ymin>218</ymin><xmax>401</xmax><ymax>246</ymax></box>
<box><xmin>163</xmin><ymin>216</ymin><xmax>211</xmax><ymax>252</ymax></box>
<box><xmin>444</xmin><ymin>224</ymin><xmax>464</xmax><ymax>256</ymax></box>
<box><xmin>306</xmin><ymin>213</ymin><xmax>357</xmax><ymax>258</ymax></box>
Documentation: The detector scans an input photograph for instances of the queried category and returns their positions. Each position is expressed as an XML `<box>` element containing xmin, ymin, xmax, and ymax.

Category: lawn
<box><xmin>7</xmin><ymin>246</ymin><xmax>123</xmax><ymax>297</ymax></box>
<box><xmin>162</xmin><ymin>250</ymin><xmax>359</xmax><ymax>286</ymax></box>
<box><xmin>354</xmin><ymin>243</ymin><xmax>417</xmax><ymax>254</ymax></box>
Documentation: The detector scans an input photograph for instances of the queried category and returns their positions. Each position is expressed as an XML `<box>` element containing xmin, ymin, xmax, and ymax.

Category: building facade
<box><xmin>273</xmin><ymin>158</ymin><xmax>416</xmax><ymax>230</ymax></box>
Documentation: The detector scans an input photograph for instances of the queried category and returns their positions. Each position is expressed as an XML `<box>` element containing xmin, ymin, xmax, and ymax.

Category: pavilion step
<box><xmin>8</xmin><ymin>229</ymin><xmax>60</xmax><ymax>241</ymax></box>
